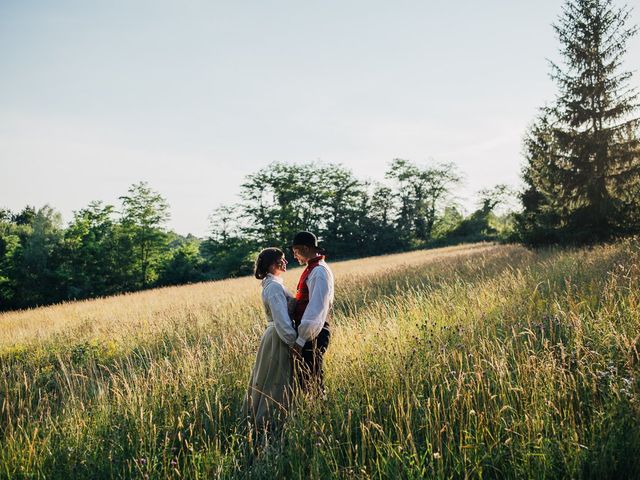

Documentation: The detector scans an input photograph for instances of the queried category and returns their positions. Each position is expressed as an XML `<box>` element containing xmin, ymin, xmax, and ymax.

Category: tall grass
<box><xmin>0</xmin><ymin>241</ymin><xmax>638</xmax><ymax>479</ymax></box>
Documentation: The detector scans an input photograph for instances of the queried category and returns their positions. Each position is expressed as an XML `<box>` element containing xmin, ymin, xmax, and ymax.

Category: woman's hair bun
<box><xmin>254</xmin><ymin>247</ymin><xmax>284</xmax><ymax>279</ymax></box>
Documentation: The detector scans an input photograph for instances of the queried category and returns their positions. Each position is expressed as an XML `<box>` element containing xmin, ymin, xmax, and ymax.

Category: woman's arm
<box><xmin>266</xmin><ymin>285</ymin><xmax>298</xmax><ymax>346</ymax></box>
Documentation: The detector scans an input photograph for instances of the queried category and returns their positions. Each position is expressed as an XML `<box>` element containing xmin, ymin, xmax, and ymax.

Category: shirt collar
<box><xmin>262</xmin><ymin>273</ymin><xmax>284</xmax><ymax>287</ymax></box>
<box><xmin>307</xmin><ymin>255</ymin><xmax>325</xmax><ymax>267</ymax></box>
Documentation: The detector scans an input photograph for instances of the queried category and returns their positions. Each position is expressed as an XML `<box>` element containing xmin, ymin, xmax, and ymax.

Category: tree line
<box><xmin>0</xmin><ymin>162</ymin><xmax>514</xmax><ymax>311</ymax></box>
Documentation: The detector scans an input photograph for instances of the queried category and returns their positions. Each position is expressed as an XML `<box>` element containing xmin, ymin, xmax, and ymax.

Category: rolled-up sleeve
<box><xmin>295</xmin><ymin>267</ymin><xmax>332</xmax><ymax>347</ymax></box>
<box><xmin>266</xmin><ymin>285</ymin><xmax>298</xmax><ymax>346</ymax></box>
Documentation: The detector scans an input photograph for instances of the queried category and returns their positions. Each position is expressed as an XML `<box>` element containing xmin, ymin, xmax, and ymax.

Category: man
<box><xmin>289</xmin><ymin>231</ymin><xmax>334</xmax><ymax>394</ymax></box>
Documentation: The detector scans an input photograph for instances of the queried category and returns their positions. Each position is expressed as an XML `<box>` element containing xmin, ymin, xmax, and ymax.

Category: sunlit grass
<box><xmin>1</xmin><ymin>240</ymin><xmax>638</xmax><ymax>479</ymax></box>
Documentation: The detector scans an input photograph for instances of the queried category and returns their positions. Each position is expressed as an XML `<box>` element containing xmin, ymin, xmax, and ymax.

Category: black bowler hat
<box><xmin>290</xmin><ymin>231</ymin><xmax>326</xmax><ymax>254</ymax></box>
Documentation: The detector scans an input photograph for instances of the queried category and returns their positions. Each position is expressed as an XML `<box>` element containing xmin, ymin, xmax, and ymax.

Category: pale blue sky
<box><xmin>1</xmin><ymin>0</ymin><xmax>639</xmax><ymax>237</ymax></box>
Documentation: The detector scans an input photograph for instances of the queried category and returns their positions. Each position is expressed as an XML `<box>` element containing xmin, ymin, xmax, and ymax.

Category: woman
<box><xmin>243</xmin><ymin>247</ymin><xmax>297</xmax><ymax>432</ymax></box>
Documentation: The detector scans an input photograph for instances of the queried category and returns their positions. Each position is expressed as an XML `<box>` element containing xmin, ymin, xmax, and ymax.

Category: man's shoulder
<box><xmin>311</xmin><ymin>261</ymin><xmax>333</xmax><ymax>279</ymax></box>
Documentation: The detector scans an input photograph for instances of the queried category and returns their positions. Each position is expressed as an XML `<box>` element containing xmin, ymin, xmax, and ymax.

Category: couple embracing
<box><xmin>243</xmin><ymin>231</ymin><xmax>334</xmax><ymax>432</ymax></box>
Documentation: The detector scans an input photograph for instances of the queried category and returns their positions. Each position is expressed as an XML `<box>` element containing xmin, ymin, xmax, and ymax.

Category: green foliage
<box><xmin>450</xmin><ymin>185</ymin><xmax>513</xmax><ymax>240</ymax></box>
<box><xmin>385</xmin><ymin>158</ymin><xmax>461</xmax><ymax>242</ymax></box>
<box><xmin>8</xmin><ymin>206</ymin><xmax>65</xmax><ymax>308</ymax></box>
<box><xmin>157</xmin><ymin>240</ymin><xmax>205</xmax><ymax>286</ymax></box>
<box><xmin>200</xmin><ymin>236</ymin><xmax>258</xmax><ymax>279</ymax></box>
<box><xmin>119</xmin><ymin>182</ymin><xmax>171</xmax><ymax>288</ymax></box>
<box><xmin>228</xmin><ymin>159</ymin><xmax>466</xmax><ymax>263</ymax></box>
<box><xmin>0</xmin><ymin>220</ymin><xmax>20</xmax><ymax>306</ymax></box>
<box><xmin>61</xmin><ymin>201</ymin><xmax>126</xmax><ymax>299</ymax></box>
<box><xmin>357</xmin><ymin>183</ymin><xmax>405</xmax><ymax>255</ymax></box>
<box><xmin>239</xmin><ymin>162</ymin><xmax>371</xmax><ymax>252</ymax></box>
<box><xmin>0</xmin><ymin>163</ymin><xmax>517</xmax><ymax>310</ymax></box>
<box><xmin>518</xmin><ymin>0</ymin><xmax>640</xmax><ymax>244</ymax></box>
<box><xmin>432</xmin><ymin>205</ymin><xmax>464</xmax><ymax>239</ymax></box>
<box><xmin>0</xmin><ymin>184</ymin><xmax>180</xmax><ymax>310</ymax></box>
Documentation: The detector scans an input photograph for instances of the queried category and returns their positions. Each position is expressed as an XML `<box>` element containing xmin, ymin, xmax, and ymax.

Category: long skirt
<box><xmin>243</xmin><ymin>325</ymin><xmax>293</xmax><ymax>431</ymax></box>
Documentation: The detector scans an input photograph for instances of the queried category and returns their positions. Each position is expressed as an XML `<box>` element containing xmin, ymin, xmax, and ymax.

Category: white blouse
<box><xmin>261</xmin><ymin>273</ymin><xmax>298</xmax><ymax>347</ymax></box>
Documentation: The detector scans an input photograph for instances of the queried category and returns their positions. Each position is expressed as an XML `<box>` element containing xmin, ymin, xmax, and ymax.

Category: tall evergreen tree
<box><xmin>520</xmin><ymin>0</ymin><xmax>640</xmax><ymax>243</ymax></box>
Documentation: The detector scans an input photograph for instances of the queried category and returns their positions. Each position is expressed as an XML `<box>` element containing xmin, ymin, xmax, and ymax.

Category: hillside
<box><xmin>1</xmin><ymin>240</ymin><xmax>639</xmax><ymax>479</ymax></box>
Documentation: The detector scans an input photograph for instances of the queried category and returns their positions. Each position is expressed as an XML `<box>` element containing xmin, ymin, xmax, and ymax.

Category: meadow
<box><xmin>0</xmin><ymin>241</ymin><xmax>639</xmax><ymax>479</ymax></box>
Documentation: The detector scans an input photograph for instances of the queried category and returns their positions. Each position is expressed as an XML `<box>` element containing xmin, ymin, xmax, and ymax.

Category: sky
<box><xmin>1</xmin><ymin>0</ymin><xmax>640</xmax><ymax>237</ymax></box>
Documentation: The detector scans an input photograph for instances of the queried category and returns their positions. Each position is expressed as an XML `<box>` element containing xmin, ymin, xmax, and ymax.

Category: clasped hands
<box><xmin>290</xmin><ymin>343</ymin><xmax>303</xmax><ymax>360</ymax></box>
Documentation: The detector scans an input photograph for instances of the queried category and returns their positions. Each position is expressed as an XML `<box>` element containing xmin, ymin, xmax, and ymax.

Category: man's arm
<box><xmin>295</xmin><ymin>267</ymin><xmax>332</xmax><ymax>347</ymax></box>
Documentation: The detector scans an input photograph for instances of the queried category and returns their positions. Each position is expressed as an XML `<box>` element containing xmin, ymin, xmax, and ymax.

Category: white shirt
<box><xmin>295</xmin><ymin>259</ymin><xmax>334</xmax><ymax>347</ymax></box>
<box><xmin>261</xmin><ymin>273</ymin><xmax>298</xmax><ymax>347</ymax></box>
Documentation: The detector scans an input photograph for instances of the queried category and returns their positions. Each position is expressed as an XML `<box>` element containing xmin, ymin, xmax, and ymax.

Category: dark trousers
<box><xmin>294</xmin><ymin>323</ymin><xmax>331</xmax><ymax>394</ymax></box>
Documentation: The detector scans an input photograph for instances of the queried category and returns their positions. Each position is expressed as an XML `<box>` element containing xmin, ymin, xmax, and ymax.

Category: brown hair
<box><xmin>254</xmin><ymin>247</ymin><xmax>285</xmax><ymax>279</ymax></box>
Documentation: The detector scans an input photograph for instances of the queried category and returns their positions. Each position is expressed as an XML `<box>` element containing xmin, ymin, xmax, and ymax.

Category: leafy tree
<box><xmin>200</xmin><ymin>236</ymin><xmax>258</xmax><ymax>278</ymax></box>
<box><xmin>385</xmin><ymin>159</ymin><xmax>461</xmax><ymax>242</ymax></box>
<box><xmin>61</xmin><ymin>201</ymin><xmax>122</xmax><ymax>299</ymax></box>
<box><xmin>319</xmin><ymin>166</ymin><xmax>368</xmax><ymax>256</ymax></box>
<box><xmin>119</xmin><ymin>182</ymin><xmax>170</xmax><ymax>288</ymax></box>
<box><xmin>207</xmin><ymin>204</ymin><xmax>243</xmax><ymax>244</ymax></box>
<box><xmin>355</xmin><ymin>183</ymin><xmax>402</xmax><ymax>255</ymax></box>
<box><xmin>519</xmin><ymin>0</ymin><xmax>640</xmax><ymax>244</ymax></box>
<box><xmin>201</xmin><ymin>204</ymin><xmax>259</xmax><ymax>278</ymax></box>
<box><xmin>240</xmin><ymin>163</ymin><xmax>306</xmax><ymax>246</ymax></box>
<box><xmin>10</xmin><ymin>206</ymin><xmax>65</xmax><ymax>308</ymax></box>
<box><xmin>369</xmin><ymin>184</ymin><xmax>395</xmax><ymax>228</ymax></box>
<box><xmin>0</xmin><ymin>211</ymin><xmax>20</xmax><ymax>307</ymax></box>
<box><xmin>447</xmin><ymin>185</ymin><xmax>515</xmax><ymax>242</ymax></box>
<box><xmin>477</xmin><ymin>185</ymin><xmax>514</xmax><ymax>215</ymax></box>
<box><xmin>421</xmin><ymin>163</ymin><xmax>462</xmax><ymax>240</ymax></box>
<box><xmin>432</xmin><ymin>205</ymin><xmax>464</xmax><ymax>239</ymax></box>
<box><xmin>240</xmin><ymin>162</ymin><xmax>351</xmax><ymax>250</ymax></box>
<box><xmin>157</xmin><ymin>240</ymin><xmax>204</xmax><ymax>286</ymax></box>
<box><xmin>12</xmin><ymin>206</ymin><xmax>36</xmax><ymax>226</ymax></box>
<box><xmin>0</xmin><ymin>209</ymin><xmax>12</xmax><ymax>222</ymax></box>
<box><xmin>385</xmin><ymin>159</ymin><xmax>419</xmax><ymax>240</ymax></box>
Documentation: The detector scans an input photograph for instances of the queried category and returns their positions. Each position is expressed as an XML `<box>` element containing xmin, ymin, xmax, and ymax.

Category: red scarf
<box><xmin>292</xmin><ymin>255</ymin><xmax>325</xmax><ymax>326</ymax></box>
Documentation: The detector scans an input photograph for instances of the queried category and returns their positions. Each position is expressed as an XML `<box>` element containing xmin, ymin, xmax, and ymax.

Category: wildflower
<box><xmin>433</xmin><ymin>452</ymin><xmax>441</xmax><ymax>459</ymax></box>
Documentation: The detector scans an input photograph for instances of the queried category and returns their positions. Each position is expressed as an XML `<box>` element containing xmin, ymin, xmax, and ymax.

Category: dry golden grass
<box><xmin>0</xmin><ymin>242</ymin><xmax>496</xmax><ymax>349</ymax></box>
<box><xmin>0</xmin><ymin>240</ymin><xmax>638</xmax><ymax>479</ymax></box>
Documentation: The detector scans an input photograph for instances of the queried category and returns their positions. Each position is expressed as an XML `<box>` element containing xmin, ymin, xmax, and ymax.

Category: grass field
<box><xmin>1</xmin><ymin>241</ymin><xmax>639</xmax><ymax>479</ymax></box>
